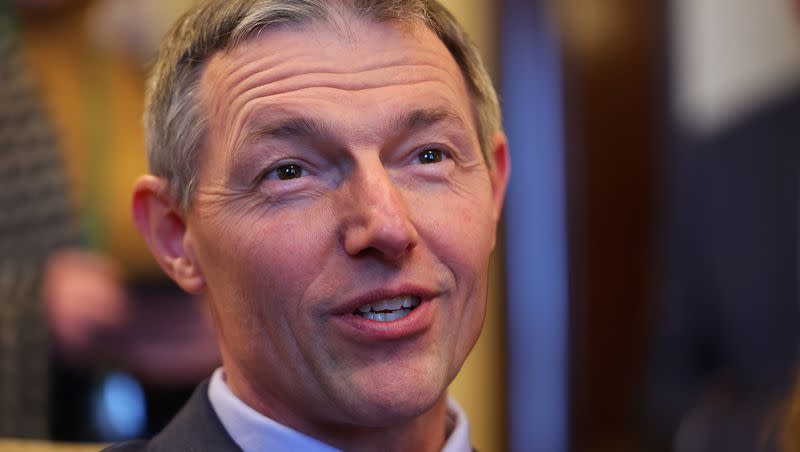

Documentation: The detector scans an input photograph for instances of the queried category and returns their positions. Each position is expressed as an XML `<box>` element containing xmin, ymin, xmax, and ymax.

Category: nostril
<box><xmin>352</xmin><ymin>240</ymin><xmax>415</xmax><ymax>261</ymax></box>
<box><xmin>353</xmin><ymin>247</ymin><xmax>384</xmax><ymax>259</ymax></box>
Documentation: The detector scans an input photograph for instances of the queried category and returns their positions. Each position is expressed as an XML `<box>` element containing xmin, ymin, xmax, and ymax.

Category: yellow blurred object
<box><xmin>0</xmin><ymin>439</ymin><xmax>105</xmax><ymax>452</ymax></box>
<box><xmin>557</xmin><ymin>0</ymin><xmax>629</xmax><ymax>61</ymax></box>
<box><xmin>18</xmin><ymin>1</ymin><xmax>165</xmax><ymax>280</ymax></box>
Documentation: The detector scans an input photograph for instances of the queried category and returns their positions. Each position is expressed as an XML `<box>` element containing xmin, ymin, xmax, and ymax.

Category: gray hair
<box><xmin>145</xmin><ymin>0</ymin><xmax>501</xmax><ymax>213</ymax></box>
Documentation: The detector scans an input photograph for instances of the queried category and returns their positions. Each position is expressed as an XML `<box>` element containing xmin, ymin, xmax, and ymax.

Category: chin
<box><xmin>348</xmin><ymin>391</ymin><xmax>444</xmax><ymax>428</ymax></box>
<box><xmin>337</xmin><ymin>364</ymin><xmax>450</xmax><ymax>427</ymax></box>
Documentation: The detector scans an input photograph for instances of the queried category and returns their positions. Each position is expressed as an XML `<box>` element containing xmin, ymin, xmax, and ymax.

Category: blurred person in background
<box><xmin>644</xmin><ymin>0</ymin><xmax>800</xmax><ymax>450</ymax></box>
<box><xmin>2</xmin><ymin>0</ymin><xmax>220</xmax><ymax>442</ymax></box>
<box><xmin>0</xmin><ymin>0</ymin><xmax>75</xmax><ymax>439</ymax></box>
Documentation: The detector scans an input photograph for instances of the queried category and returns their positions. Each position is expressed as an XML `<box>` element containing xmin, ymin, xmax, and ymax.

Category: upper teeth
<box><xmin>357</xmin><ymin>296</ymin><xmax>420</xmax><ymax>313</ymax></box>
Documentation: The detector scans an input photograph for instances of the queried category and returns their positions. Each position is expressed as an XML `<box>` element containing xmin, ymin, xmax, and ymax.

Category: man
<box><xmin>108</xmin><ymin>0</ymin><xmax>509</xmax><ymax>450</ymax></box>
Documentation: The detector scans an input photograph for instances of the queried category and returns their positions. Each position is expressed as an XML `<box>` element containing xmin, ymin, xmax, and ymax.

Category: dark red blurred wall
<box><xmin>561</xmin><ymin>1</ymin><xmax>666</xmax><ymax>450</ymax></box>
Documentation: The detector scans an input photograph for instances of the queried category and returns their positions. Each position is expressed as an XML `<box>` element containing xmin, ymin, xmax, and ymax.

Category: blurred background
<box><xmin>1</xmin><ymin>0</ymin><xmax>799</xmax><ymax>451</ymax></box>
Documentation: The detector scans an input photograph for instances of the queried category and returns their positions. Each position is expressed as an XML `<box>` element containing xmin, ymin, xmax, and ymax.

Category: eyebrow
<box><xmin>401</xmin><ymin>107</ymin><xmax>465</xmax><ymax>132</ymax></box>
<box><xmin>240</xmin><ymin>106</ymin><xmax>466</xmax><ymax>147</ymax></box>
<box><xmin>258</xmin><ymin>117</ymin><xmax>327</xmax><ymax>139</ymax></box>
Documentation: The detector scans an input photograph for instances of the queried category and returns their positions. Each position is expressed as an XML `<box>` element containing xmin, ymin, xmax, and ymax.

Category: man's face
<box><xmin>185</xmin><ymin>16</ymin><xmax>506</xmax><ymax>429</ymax></box>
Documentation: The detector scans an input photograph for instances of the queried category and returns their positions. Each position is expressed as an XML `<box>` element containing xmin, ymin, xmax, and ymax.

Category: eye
<box><xmin>268</xmin><ymin>163</ymin><xmax>303</xmax><ymax>181</ymax></box>
<box><xmin>417</xmin><ymin>148</ymin><xmax>444</xmax><ymax>164</ymax></box>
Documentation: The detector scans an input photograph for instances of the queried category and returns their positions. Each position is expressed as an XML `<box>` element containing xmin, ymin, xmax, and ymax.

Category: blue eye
<box><xmin>273</xmin><ymin>164</ymin><xmax>303</xmax><ymax>180</ymax></box>
<box><xmin>418</xmin><ymin>148</ymin><xmax>444</xmax><ymax>164</ymax></box>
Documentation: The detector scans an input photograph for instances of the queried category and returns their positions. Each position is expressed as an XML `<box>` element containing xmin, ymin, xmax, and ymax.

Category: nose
<box><xmin>341</xmin><ymin>161</ymin><xmax>419</xmax><ymax>262</ymax></box>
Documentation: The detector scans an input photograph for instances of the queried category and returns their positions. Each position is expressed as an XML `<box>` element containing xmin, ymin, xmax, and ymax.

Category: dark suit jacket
<box><xmin>103</xmin><ymin>380</ymin><xmax>242</xmax><ymax>452</ymax></box>
<box><xmin>645</xmin><ymin>87</ymin><xmax>800</xmax><ymax>451</ymax></box>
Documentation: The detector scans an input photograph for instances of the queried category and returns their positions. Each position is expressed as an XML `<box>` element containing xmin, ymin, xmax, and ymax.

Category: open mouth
<box><xmin>352</xmin><ymin>295</ymin><xmax>421</xmax><ymax>322</ymax></box>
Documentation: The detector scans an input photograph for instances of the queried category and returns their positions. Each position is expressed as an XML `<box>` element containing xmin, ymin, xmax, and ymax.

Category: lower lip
<box><xmin>332</xmin><ymin>299</ymin><xmax>435</xmax><ymax>342</ymax></box>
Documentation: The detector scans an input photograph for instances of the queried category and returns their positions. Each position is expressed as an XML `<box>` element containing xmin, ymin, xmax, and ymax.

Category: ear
<box><xmin>488</xmin><ymin>131</ymin><xmax>511</xmax><ymax>223</ymax></box>
<box><xmin>131</xmin><ymin>175</ymin><xmax>206</xmax><ymax>294</ymax></box>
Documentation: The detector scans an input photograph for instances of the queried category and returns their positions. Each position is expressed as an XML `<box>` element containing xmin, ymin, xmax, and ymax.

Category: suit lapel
<box><xmin>147</xmin><ymin>380</ymin><xmax>242</xmax><ymax>452</ymax></box>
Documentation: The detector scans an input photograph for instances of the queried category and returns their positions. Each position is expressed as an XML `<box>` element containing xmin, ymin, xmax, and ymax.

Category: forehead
<box><xmin>204</xmin><ymin>15</ymin><xmax>462</xmax><ymax>86</ymax></box>
<box><xmin>197</xmin><ymin>15</ymin><xmax>475</xmax><ymax>149</ymax></box>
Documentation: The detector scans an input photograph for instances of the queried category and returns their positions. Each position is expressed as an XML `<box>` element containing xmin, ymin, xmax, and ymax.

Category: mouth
<box><xmin>352</xmin><ymin>295</ymin><xmax>421</xmax><ymax>322</ymax></box>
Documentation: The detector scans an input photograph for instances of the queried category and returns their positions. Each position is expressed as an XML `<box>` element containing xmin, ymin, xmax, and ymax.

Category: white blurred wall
<box><xmin>672</xmin><ymin>0</ymin><xmax>800</xmax><ymax>136</ymax></box>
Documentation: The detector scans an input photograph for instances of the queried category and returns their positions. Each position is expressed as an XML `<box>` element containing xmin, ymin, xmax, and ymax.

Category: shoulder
<box><xmin>102</xmin><ymin>379</ymin><xmax>241</xmax><ymax>452</ymax></box>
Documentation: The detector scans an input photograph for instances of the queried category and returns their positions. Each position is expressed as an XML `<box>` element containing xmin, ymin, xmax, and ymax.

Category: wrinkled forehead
<box><xmin>201</xmin><ymin>14</ymin><xmax>459</xmax><ymax>91</ymax></box>
<box><xmin>196</xmin><ymin>15</ymin><xmax>475</xmax><ymax>144</ymax></box>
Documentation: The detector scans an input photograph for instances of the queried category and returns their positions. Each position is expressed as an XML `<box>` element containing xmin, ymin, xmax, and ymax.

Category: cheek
<box><xmin>410</xmin><ymin>183</ymin><xmax>495</xmax><ymax>324</ymax></box>
<box><xmin>420</xmin><ymin>185</ymin><xmax>495</xmax><ymax>296</ymax></box>
<box><xmin>199</xmin><ymin>207</ymin><xmax>337</xmax><ymax>370</ymax></box>
<box><xmin>199</xmin><ymin>207</ymin><xmax>334</xmax><ymax>318</ymax></box>
<box><xmin>412</xmin><ymin>183</ymin><xmax>497</xmax><ymax>268</ymax></box>
<box><xmin>244</xmin><ymin>220</ymin><xmax>331</xmax><ymax>303</ymax></box>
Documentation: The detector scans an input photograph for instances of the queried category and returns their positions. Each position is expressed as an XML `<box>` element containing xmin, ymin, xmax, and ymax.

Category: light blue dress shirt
<box><xmin>208</xmin><ymin>368</ymin><xmax>472</xmax><ymax>452</ymax></box>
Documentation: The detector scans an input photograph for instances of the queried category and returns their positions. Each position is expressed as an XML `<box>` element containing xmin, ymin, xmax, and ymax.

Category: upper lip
<box><xmin>334</xmin><ymin>285</ymin><xmax>440</xmax><ymax>315</ymax></box>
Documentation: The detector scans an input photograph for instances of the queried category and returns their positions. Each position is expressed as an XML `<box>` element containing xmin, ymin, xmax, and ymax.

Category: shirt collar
<box><xmin>207</xmin><ymin>367</ymin><xmax>472</xmax><ymax>452</ymax></box>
